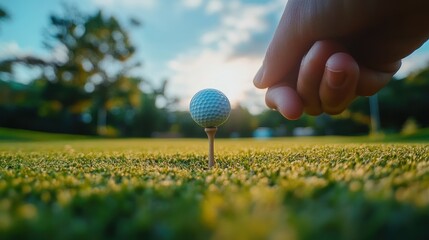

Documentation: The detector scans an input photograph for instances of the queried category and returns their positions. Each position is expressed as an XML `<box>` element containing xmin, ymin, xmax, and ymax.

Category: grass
<box><xmin>0</xmin><ymin>127</ymin><xmax>92</xmax><ymax>142</ymax></box>
<box><xmin>0</xmin><ymin>130</ymin><xmax>429</xmax><ymax>239</ymax></box>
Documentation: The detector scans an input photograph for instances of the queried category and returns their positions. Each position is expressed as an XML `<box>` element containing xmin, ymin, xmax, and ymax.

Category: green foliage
<box><xmin>43</xmin><ymin>6</ymin><xmax>143</xmax><ymax>135</ymax></box>
<box><xmin>130</xmin><ymin>93</ymin><xmax>169</xmax><ymax>137</ymax></box>
<box><xmin>0</xmin><ymin>8</ymin><xmax>8</xmax><ymax>20</ymax></box>
<box><xmin>401</xmin><ymin>118</ymin><xmax>420</xmax><ymax>135</ymax></box>
<box><xmin>0</xmin><ymin>5</ymin><xmax>168</xmax><ymax>137</ymax></box>
<box><xmin>0</xmin><ymin>6</ymin><xmax>9</xmax><ymax>30</ymax></box>
<box><xmin>376</xmin><ymin>69</ymin><xmax>429</xmax><ymax>131</ymax></box>
<box><xmin>0</xmin><ymin>127</ymin><xmax>91</xmax><ymax>142</ymax></box>
<box><xmin>1</xmin><ymin>139</ymin><xmax>429</xmax><ymax>239</ymax></box>
<box><xmin>220</xmin><ymin>105</ymin><xmax>255</xmax><ymax>137</ymax></box>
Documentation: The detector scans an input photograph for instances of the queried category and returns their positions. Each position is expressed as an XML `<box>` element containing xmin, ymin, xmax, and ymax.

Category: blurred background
<box><xmin>1</xmin><ymin>0</ymin><xmax>429</xmax><ymax>138</ymax></box>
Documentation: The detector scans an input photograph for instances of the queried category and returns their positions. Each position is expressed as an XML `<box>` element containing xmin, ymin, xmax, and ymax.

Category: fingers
<box><xmin>253</xmin><ymin>0</ymin><xmax>312</xmax><ymax>89</ymax></box>
<box><xmin>298</xmin><ymin>49</ymin><xmax>395</xmax><ymax>115</ymax></box>
<box><xmin>319</xmin><ymin>53</ymin><xmax>359</xmax><ymax>114</ymax></box>
<box><xmin>299</xmin><ymin>50</ymin><xmax>359</xmax><ymax>116</ymax></box>
<box><xmin>252</xmin><ymin>0</ymin><xmax>411</xmax><ymax>120</ymax></box>
<box><xmin>265</xmin><ymin>84</ymin><xmax>303</xmax><ymax>120</ymax></box>
<box><xmin>261</xmin><ymin>50</ymin><xmax>396</xmax><ymax>118</ymax></box>
<box><xmin>297</xmin><ymin>41</ymin><xmax>346</xmax><ymax>115</ymax></box>
<box><xmin>356</xmin><ymin>62</ymin><xmax>400</xmax><ymax>96</ymax></box>
<box><xmin>264</xmin><ymin>40</ymin><xmax>360</xmax><ymax>119</ymax></box>
<box><xmin>262</xmin><ymin>39</ymin><xmax>395</xmax><ymax>118</ymax></box>
<box><xmin>253</xmin><ymin>0</ymin><xmax>366</xmax><ymax>90</ymax></box>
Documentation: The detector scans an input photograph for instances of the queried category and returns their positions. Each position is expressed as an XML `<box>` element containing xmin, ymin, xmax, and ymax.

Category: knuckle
<box><xmin>305</xmin><ymin>107</ymin><xmax>323</xmax><ymax>116</ymax></box>
<box><xmin>323</xmin><ymin>107</ymin><xmax>345</xmax><ymax>115</ymax></box>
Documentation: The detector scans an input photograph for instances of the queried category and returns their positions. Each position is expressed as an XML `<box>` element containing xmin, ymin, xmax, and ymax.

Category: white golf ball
<box><xmin>189</xmin><ymin>88</ymin><xmax>231</xmax><ymax>128</ymax></box>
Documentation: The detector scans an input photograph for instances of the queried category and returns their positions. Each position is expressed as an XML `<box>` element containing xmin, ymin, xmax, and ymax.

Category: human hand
<box><xmin>254</xmin><ymin>0</ymin><xmax>429</xmax><ymax>120</ymax></box>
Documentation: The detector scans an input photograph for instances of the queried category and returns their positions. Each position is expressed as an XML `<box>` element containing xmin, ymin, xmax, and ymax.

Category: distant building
<box><xmin>253</xmin><ymin>127</ymin><xmax>273</xmax><ymax>139</ymax></box>
<box><xmin>293</xmin><ymin>127</ymin><xmax>315</xmax><ymax>136</ymax></box>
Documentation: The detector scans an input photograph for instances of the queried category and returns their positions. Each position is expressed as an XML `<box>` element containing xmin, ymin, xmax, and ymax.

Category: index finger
<box><xmin>253</xmin><ymin>0</ymin><xmax>313</xmax><ymax>89</ymax></box>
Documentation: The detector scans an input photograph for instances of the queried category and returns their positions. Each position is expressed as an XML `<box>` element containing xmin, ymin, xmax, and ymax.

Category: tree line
<box><xmin>1</xmin><ymin>5</ymin><xmax>428</xmax><ymax>138</ymax></box>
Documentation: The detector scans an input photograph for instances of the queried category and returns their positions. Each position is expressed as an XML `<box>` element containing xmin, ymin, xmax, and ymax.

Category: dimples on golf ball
<box><xmin>190</xmin><ymin>89</ymin><xmax>231</xmax><ymax>128</ymax></box>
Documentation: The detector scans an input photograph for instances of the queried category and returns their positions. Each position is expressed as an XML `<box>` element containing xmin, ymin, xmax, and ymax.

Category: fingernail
<box><xmin>326</xmin><ymin>68</ymin><xmax>346</xmax><ymax>88</ymax></box>
<box><xmin>253</xmin><ymin>66</ymin><xmax>264</xmax><ymax>87</ymax></box>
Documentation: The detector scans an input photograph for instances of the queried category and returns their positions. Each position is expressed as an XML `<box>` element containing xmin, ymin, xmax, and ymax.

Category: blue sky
<box><xmin>1</xmin><ymin>0</ymin><xmax>429</xmax><ymax>113</ymax></box>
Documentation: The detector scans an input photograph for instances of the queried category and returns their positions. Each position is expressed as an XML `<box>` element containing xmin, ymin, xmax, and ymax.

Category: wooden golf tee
<box><xmin>204</xmin><ymin>127</ymin><xmax>217</xmax><ymax>168</ymax></box>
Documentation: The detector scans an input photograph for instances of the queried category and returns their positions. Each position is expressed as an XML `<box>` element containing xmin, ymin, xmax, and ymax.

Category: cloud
<box><xmin>167</xmin><ymin>1</ymin><xmax>286</xmax><ymax>113</ymax></box>
<box><xmin>0</xmin><ymin>41</ymin><xmax>68</xmax><ymax>64</ymax></box>
<box><xmin>182</xmin><ymin>0</ymin><xmax>203</xmax><ymax>8</ymax></box>
<box><xmin>166</xmin><ymin>1</ymin><xmax>288</xmax><ymax>113</ymax></box>
<box><xmin>0</xmin><ymin>41</ymin><xmax>29</xmax><ymax>58</ymax></box>
<box><xmin>167</xmin><ymin>48</ymin><xmax>265</xmax><ymax>113</ymax></box>
<box><xmin>0</xmin><ymin>42</ymin><xmax>44</xmax><ymax>83</ymax></box>
<box><xmin>206</xmin><ymin>0</ymin><xmax>224</xmax><ymax>14</ymax></box>
<box><xmin>200</xmin><ymin>1</ymin><xmax>279</xmax><ymax>51</ymax></box>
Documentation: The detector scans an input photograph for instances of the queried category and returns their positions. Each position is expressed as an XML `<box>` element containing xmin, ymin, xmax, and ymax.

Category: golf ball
<box><xmin>189</xmin><ymin>88</ymin><xmax>231</xmax><ymax>128</ymax></box>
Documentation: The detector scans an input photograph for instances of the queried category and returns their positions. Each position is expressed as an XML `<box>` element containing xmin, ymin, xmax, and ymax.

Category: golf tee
<box><xmin>204</xmin><ymin>127</ymin><xmax>217</xmax><ymax>168</ymax></box>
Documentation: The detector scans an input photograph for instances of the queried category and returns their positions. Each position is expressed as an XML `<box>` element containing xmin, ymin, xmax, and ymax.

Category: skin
<box><xmin>253</xmin><ymin>0</ymin><xmax>429</xmax><ymax>120</ymax></box>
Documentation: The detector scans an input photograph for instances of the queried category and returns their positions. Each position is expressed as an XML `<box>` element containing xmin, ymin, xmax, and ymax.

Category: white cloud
<box><xmin>0</xmin><ymin>42</ymin><xmax>44</xmax><ymax>84</ymax></box>
<box><xmin>167</xmin><ymin>0</ymin><xmax>287</xmax><ymax>113</ymax></box>
<box><xmin>0</xmin><ymin>42</ymin><xmax>29</xmax><ymax>57</ymax></box>
<box><xmin>183</xmin><ymin>0</ymin><xmax>203</xmax><ymax>8</ymax></box>
<box><xmin>0</xmin><ymin>41</ymin><xmax>69</xmax><ymax>64</ymax></box>
<box><xmin>166</xmin><ymin>1</ymin><xmax>285</xmax><ymax>112</ymax></box>
<box><xmin>206</xmin><ymin>0</ymin><xmax>223</xmax><ymax>14</ymax></box>
<box><xmin>167</xmin><ymin>48</ymin><xmax>265</xmax><ymax>113</ymax></box>
<box><xmin>200</xmin><ymin>1</ymin><xmax>286</xmax><ymax>54</ymax></box>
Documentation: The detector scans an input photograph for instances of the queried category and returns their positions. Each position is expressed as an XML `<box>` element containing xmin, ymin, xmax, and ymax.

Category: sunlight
<box><xmin>168</xmin><ymin>48</ymin><xmax>265</xmax><ymax>112</ymax></box>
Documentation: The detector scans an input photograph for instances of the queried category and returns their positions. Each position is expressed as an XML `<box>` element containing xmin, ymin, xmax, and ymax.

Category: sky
<box><xmin>1</xmin><ymin>0</ymin><xmax>429</xmax><ymax>114</ymax></box>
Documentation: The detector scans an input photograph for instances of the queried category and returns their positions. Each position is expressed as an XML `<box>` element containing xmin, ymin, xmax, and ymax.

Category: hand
<box><xmin>254</xmin><ymin>0</ymin><xmax>429</xmax><ymax>120</ymax></box>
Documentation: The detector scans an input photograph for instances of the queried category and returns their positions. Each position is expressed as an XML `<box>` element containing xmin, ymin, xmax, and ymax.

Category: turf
<box><xmin>0</xmin><ymin>127</ymin><xmax>92</xmax><ymax>142</ymax></box>
<box><xmin>1</xmin><ymin>138</ymin><xmax>429</xmax><ymax>240</ymax></box>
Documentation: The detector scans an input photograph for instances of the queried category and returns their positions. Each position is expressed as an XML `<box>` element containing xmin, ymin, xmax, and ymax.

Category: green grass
<box><xmin>1</xmin><ymin>126</ymin><xmax>428</xmax><ymax>143</ymax></box>
<box><xmin>0</xmin><ymin>127</ymin><xmax>93</xmax><ymax>142</ymax></box>
<box><xmin>1</xmin><ymin>135</ymin><xmax>429</xmax><ymax>239</ymax></box>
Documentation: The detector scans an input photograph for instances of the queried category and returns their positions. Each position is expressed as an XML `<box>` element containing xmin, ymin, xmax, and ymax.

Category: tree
<box><xmin>377</xmin><ymin>65</ymin><xmax>429</xmax><ymax>132</ymax></box>
<box><xmin>220</xmin><ymin>105</ymin><xmax>256</xmax><ymax>137</ymax></box>
<box><xmin>41</xmin><ymin>6</ymin><xmax>143</xmax><ymax>135</ymax></box>
<box><xmin>0</xmin><ymin>5</ymin><xmax>177</xmax><ymax>137</ymax></box>
<box><xmin>0</xmin><ymin>6</ymin><xmax>9</xmax><ymax>28</ymax></box>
